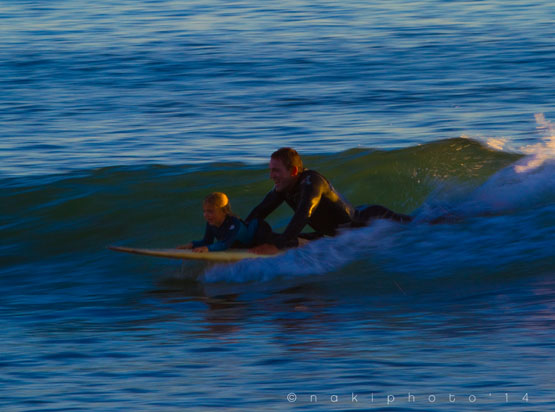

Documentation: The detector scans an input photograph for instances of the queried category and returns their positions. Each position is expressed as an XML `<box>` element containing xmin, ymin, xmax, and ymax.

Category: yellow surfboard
<box><xmin>108</xmin><ymin>245</ymin><xmax>280</xmax><ymax>262</ymax></box>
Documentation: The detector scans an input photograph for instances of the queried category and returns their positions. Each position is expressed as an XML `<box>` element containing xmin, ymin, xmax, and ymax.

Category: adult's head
<box><xmin>203</xmin><ymin>192</ymin><xmax>231</xmax><ymax>227</ymax></box>
<box><xmin>270</xmin><ymin>147</ymin><xmax>304</xmax><ymax>192</ymax></box>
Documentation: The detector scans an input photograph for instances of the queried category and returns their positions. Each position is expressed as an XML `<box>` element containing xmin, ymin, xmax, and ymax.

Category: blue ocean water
<box><xmin>1</xmin><ymin>1</ymin><xmax>554</xmax><ymax>410</ymax></box>
<box><xmin>1</xmin><ymin>0</ymin><xmax>554</xmax><ymax>176</ymax></box>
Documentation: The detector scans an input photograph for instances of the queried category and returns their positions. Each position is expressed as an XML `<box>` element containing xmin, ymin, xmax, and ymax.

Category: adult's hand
<box><xmin>250</xmin><ymin>243</ymin><xmax>280</xmax><ymax>255</ymax></box>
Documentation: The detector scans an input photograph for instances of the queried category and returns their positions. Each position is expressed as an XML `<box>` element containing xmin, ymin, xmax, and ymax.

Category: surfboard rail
<box><xmin>108</xmin><ymin>245</ymin><xmax>280</xmax><ymax>262</ymax></box>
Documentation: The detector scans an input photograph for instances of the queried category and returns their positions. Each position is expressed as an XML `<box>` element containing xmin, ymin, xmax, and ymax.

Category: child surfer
<box><xmin>178</xmin><ymin>192</ymin><xmax>270</xmax><ymax>253</ymax></box>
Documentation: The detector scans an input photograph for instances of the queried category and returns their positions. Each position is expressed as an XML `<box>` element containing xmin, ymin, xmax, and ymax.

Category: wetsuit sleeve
<box><xmin>245</xmin><ymin>189</ymin><xmax>284</xmax><ymax>223</ymax></box>
<box><xmin>274</xmin><ymin>175</ymin><xmax>324</xmax><ymax>249</ymax></box>
<box><xmin>191</xmin><ymin>223</ymin><xmax>214</xmax><ymax>248</ymax></box>
<box><xmin>207</xmin><ymin>218</ymin><xmax>242</xmax><ymax>252</ymax></box>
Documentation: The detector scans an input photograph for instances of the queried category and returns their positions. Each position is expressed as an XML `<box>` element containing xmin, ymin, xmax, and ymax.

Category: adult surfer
<box><xmin>247</xmin><ymin>147</ymin><xmax>411</xmax><ymax>254</ymax></box>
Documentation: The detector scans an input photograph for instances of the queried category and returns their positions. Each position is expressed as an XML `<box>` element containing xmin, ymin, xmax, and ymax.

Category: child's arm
<box><xmin>207</xmin><ymin>219</ymin><xmax>242</xmax><ymax>251</ymax></box>
<box><xmin>191</xmin><ymin>223</ymin><xmax>215</xmax><ymax>248</ymax></box>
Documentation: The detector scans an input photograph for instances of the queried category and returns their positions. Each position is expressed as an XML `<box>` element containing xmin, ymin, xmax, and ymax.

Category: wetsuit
<box><xmin>192</xmin><ymin>215</ymin><xmax>261</xmax><ymax>251</ymax></box>
<box><xmin>245</xmin><ymin>169</ymin><xmax>411</xmax><ymax>249</ymax></box>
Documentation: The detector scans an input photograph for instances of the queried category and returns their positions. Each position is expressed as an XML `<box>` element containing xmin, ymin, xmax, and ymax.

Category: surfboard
<box><xmin>108</xmin><ymin>245</ymin><xmax>280</xmax><ymax>262</ymax></box>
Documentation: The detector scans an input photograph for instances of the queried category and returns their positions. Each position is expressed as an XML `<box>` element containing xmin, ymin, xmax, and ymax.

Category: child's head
<box><xmin>203</xmin><ymin>192</ymin><xmax>232</xmax><ymax>227</ymax></box>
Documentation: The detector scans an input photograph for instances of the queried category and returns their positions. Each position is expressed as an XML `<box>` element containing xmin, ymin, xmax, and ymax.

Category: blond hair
<box><xmin>204</xmin><ymin>192</ymin><xmax>232</xmax><ymax>215</ymax></box>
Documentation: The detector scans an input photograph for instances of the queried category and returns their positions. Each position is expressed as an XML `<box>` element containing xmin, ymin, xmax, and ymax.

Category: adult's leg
<box><xmin>353</xmin><ymin>205</ymin><xmax>412</xmax><ymax>226</ymax></box>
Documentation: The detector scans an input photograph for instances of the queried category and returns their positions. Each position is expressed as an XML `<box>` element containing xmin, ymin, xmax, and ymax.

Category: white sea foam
<box><xmin>201</xmin><ymin>221</ymin><xmax>398</xmax><ymax>283</ymax></box>
<box><xmin>484</xmin><ymin>113</ymin><xmax>555</xmax><ymax>173</ymax></box>
<box><xmin>514</xmin><ymin>113</ymin><xmax>555</xmax><ymax>173</ymax></box>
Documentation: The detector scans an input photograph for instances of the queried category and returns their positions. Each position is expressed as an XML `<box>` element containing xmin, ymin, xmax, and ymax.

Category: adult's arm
<box><xmin>274</xmin><ymin>175</ymin><xmax>323</xmax><ymax>249</ymax></box>
<box><xmin>245</xmin><ymin>189</ymin><xmax>284</xmax><ymax>223</ymax></box>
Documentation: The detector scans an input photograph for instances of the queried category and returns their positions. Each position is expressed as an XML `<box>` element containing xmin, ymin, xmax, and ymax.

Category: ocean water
<box><xmin>1</xmin><ymin>0</ymin><xmax>554</xmax><ymax>410</ymax></box>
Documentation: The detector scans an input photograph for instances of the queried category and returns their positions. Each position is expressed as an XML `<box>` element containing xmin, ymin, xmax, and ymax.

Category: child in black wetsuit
<box><xmin>178</xmin><ymin>192</ymin><xmax>270</xmax><ymax>252</ymax></box>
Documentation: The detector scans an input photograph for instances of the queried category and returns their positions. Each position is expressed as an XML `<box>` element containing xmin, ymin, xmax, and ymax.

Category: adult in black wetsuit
<box><xmin>247</xmin><ymin>148</ymin><xmax>411</xmax><ymax>254</ymax></box>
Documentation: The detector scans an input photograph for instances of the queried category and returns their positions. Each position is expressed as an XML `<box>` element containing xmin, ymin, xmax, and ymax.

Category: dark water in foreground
<box><xmin>2</xmin><ymin>0</ymin><xmax>555</xmax><ymax>410</ymax></box>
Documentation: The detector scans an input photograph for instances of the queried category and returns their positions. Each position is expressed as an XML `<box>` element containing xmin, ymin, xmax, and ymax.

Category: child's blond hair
<box><xmin>204</xmin><ymin>192</ymin><xmax>232</xmax><ymax>215</ymax></box>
